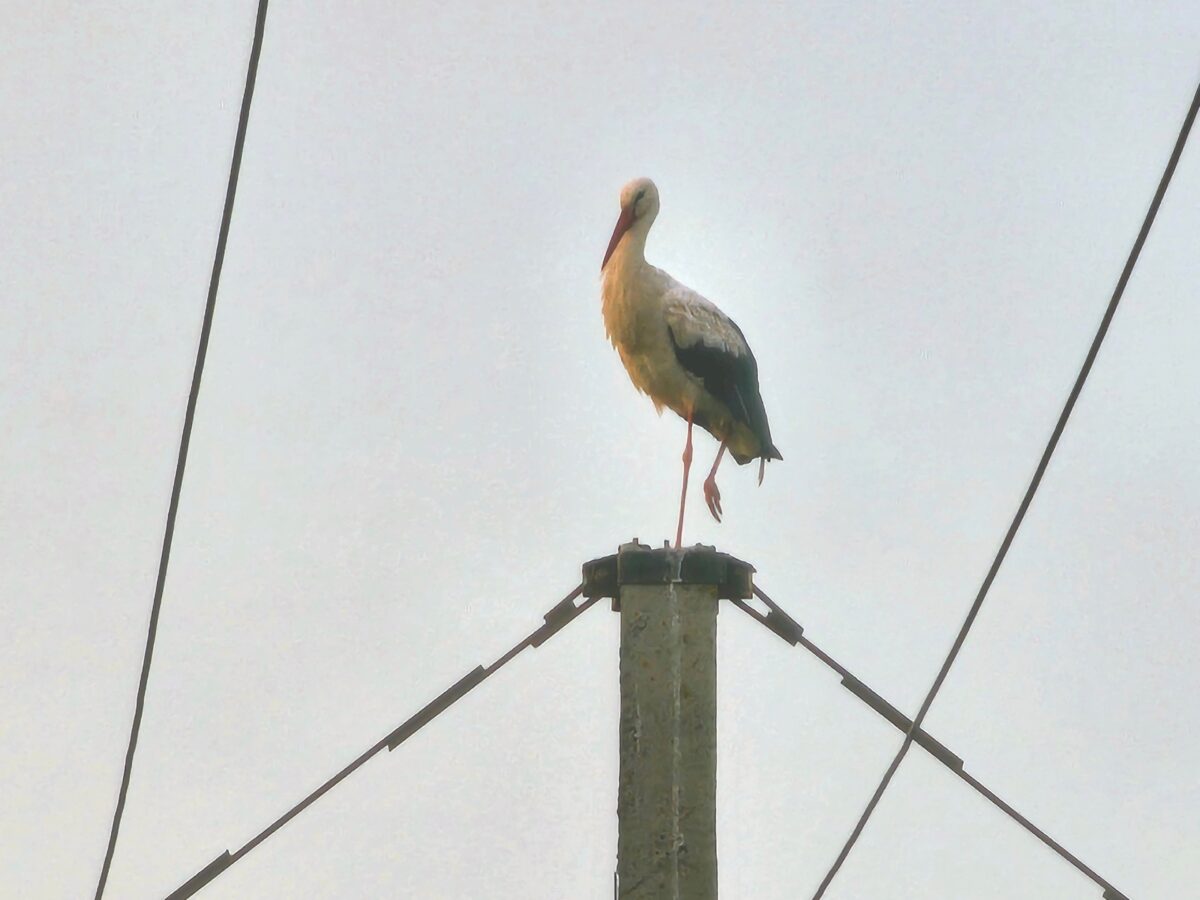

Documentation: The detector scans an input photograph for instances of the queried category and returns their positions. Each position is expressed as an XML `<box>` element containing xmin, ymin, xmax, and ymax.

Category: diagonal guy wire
<box><xmin>163</xmin><ymin>585</ymin><xmax>599</xmax><ymax>900</ymax></box>
<box><xmin>734</xmin><ymin>587</ymin><xmax>1129</xmax><ymax>900</ymax></box>
<box><xmin>811</xmin><ymin>76</ymin><xmax>1200</xmax><ymax>900</ymax></box>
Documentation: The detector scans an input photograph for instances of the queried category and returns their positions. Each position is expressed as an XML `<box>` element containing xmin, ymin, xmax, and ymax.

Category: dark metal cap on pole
<box><xmin>582</xmin><ymin>539</ymin><xmax>755</xmax><ymax>607</ymax></box>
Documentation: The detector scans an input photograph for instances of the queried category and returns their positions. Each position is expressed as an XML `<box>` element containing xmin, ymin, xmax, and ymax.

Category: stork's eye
<box><xmin>635</xmin><ymin>189</ymin><xmax>646</xmax><ymax>202</ymax></box>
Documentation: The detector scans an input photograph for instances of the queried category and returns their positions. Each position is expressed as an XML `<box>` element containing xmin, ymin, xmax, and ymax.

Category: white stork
<box><xmin>600</xmin><ymin>176</ymin><xmax>782</xmax><ymax>548</ymax></box>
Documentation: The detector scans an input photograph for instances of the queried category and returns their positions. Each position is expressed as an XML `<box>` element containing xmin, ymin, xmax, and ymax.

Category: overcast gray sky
<box><xmin>3</xmin><ymin>3</ymin><xmax>1199</xmax><ymax>898</ymax></box>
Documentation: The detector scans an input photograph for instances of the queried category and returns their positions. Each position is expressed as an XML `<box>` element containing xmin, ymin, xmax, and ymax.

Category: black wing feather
<box><xmin>668</xmin><ymin>322</ymin><xmax>782</xmax><ymax>463</ymax></box>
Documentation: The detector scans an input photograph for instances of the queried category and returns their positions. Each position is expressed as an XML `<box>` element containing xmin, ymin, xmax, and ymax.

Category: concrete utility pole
<box><xmin>583</xmin><ymin>541</ymin><xmax>754</xmax><ymax>900</ymax></box>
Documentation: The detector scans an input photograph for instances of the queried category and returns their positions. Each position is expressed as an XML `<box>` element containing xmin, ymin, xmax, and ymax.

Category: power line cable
<box><xmin>93</xmin><ymin>3</ymin><xmax>271</xmax><ymax>897</ymax></box>
<box><xmin>164</xmin><ymin>585</ymin><xmax>599</xmax><ymax>900</ymax></box>
<box><xmin>734</xmin><ymin>587</ymin><xmax>1128</xmax><ymax>900</ymax></box>
<box><xmin>811</xmin><ymin>76</ymin><xmax>1200</xmax><ymax>900</ymax></box>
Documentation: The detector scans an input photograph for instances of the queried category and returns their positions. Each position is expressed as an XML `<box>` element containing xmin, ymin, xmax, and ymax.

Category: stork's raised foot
<box><xmin>702</xmin><ymin>440</ymin><xmax>728</xmax><ymax>524</ymax></box>
<box><xmin>703</xmin><ymin>475</ymin><xmax>722</xmax><ymax>523</ymax></box>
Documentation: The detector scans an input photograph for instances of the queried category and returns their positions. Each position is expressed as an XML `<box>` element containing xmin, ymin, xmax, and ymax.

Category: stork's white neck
<box><xmin>603</xmin><ymin>215</ymin><xmax>654</xmax><ymax>283</ymax></box>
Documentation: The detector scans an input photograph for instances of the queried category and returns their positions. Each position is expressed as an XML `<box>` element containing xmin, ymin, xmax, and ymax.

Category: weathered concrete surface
<box><xmin>617</xmin><ymin>580</ymin><xmax>718</xmax><ymax>900</ymax></box>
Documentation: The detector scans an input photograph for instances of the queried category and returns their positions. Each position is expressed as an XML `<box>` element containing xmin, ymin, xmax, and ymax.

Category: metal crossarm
<box><xmin>165</xmin><ymin>585</ymin><xmax>599</xmax><ymax>900</ymax></box>
<box><xmin>734</xmin><ymin>586</ymin><xmax>1130</xmax><ymax>900</ymax></box>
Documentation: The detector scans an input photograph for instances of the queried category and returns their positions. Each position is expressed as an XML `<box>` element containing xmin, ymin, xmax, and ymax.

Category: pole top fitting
<box><xmin>581</xmin><ymin>539</ymin><xmax>755</xmax><ymax>606</ymax></box>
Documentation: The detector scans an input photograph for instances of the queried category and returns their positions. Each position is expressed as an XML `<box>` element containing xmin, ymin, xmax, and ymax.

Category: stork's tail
<box><xmin>757</xmin><ymin>444</ymin><xmax>782</xmax><ymax>485</ymax></box>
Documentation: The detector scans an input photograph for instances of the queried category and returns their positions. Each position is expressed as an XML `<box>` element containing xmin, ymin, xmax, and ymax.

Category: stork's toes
<box><xmin>703</xmin><ymin>477</ymin><xmax>722</xmax><ymax>522</ymax></box>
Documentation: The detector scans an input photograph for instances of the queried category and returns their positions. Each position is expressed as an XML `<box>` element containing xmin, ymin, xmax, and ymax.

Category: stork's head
<box><xmin>602</xmin><ymin>177</ymin><xmax>660</xmax><ymax>270</ymax></box>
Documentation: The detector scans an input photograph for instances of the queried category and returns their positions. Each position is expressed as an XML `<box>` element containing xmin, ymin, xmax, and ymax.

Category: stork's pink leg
<box><xmin>674</xmin><ymin>413</ymin><xmax>694</xmax><ymax>549</ymax></box>
<box><xmin>703</xmin><ymin>441</ymin><xmax>728</xmax><ymax>523</ymax></box>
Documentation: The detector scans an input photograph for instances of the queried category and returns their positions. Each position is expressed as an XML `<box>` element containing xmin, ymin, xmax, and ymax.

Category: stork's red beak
<box><xmin>601</xmin><ymin>204</ymin><xmax>637</xmax><ymax>271</ymax></box>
